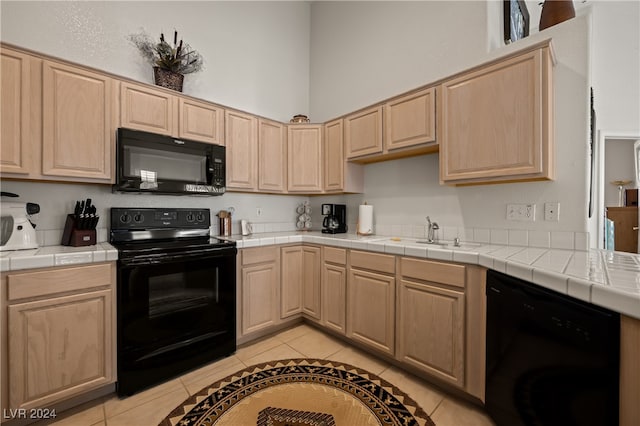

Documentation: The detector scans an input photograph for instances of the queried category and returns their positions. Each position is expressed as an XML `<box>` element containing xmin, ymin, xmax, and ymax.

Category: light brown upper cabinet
<box><xmin>226</xmin><ymin>110</ymin><xmax>258</xmax><ymax>190</ymax></box>
<box><xmin>344</xmin><ymin>105</ymin><xmax>383</xmax><ymax>159</ymax></box>
<box><xmin>258</xmin><ymin>118</ymin><xmax>287</xmax><ymax>193</ymax></box>
<box><xmin>439</xmin><ymin>43</ymin><xmax>554</xmax><ymax>185</ymax></box>
<box><xmin>324</xmin><ymin>119</ymin><xmax>364</xmax><ymax>193</ymax></box>
<box><xmin>121</xmin><ymin>82</ymin><xmax>224</xmax><ymax>145</ymax></box>
<box><xmin>1</xmin><ymin>47</ymin><xmax>34</xmax><ymax>176</ymax></box>
<box><xmin>385</xmin><ymin>87</ymin><xmax>436</xmax><ymax>151</ymax></box>
<box><xmin>42</xmin><ymin>60</ymin><xmax>114</xmax><ymax>181</ymax></box>
<box><xmin>120</xmin><ymin>81</ymin><xmax>177</xmax><ymax>136</ymax></box>
<box><xmin>287</xmin><ymin>124</ymin><xmax>323</xmax><ymax>192</ymax></box>
<box><xmin>179</xmin><ymin>98</ymin><xmax>224</xmax><ymax>145</ymax></box>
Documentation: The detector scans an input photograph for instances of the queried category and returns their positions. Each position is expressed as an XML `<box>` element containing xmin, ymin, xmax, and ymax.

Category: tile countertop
<box><xmin>0</xmin><ymin>243</ymin><xmax>118</xmax><ymax>272</ymax></box>
<box><xmin>224</xmin><ymin>231</ymin><xmax>640</xmax><ymax>321</ymax></box>
<box><xmin>1</xmin><ymin>232</ymin><xmax>638</xmax><ymax>321</ymax></box>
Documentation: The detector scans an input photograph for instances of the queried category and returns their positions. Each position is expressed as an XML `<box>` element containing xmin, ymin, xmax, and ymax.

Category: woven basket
<box><xmin>153</xmin><ymin>67</ymin><xmax>184</xmax><ymax>92</ymax></box>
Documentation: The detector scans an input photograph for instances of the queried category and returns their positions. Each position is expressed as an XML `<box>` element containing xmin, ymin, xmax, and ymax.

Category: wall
<box><xmin>591</xmin><ymin>0</ymin><xmax>640</xmax><ymax>134</ymax></box>
<box><xmin>310</xmin><ymin>2</ymin><xmax>592</xmax><ymax>241</ymax></box>
<box><xmin>309</xmin><ymin>1</ymin><xmax>489</xmax><ymax>122</ymax></box>
<box><xmin>604</xmin><ymin>139</ymin><xmax>637</xmax><ymax>207</ymax></box>
<box><xmin>0</xmin><ymin>1</ymin><xmax>311</xmax><ymax>122</ymax></box>
<box><xmin>0</xmin><ymin>1</ymin><xmax>311</xmax><ymax>242</ymax></box>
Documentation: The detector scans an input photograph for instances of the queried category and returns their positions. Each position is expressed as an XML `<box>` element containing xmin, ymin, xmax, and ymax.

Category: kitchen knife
<box><xmin>74</xmin><ymin>201</ymin><xmax>81</xmax><ymax>217</ymax></box>
<box><xmin>84</xmin><ymin>198</ymin><xmax>92</xmax><ymax>215</ymax></box>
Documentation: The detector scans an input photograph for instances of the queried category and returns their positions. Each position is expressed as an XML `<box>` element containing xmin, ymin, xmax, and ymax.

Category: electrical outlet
<box><xmin>544</xmin><ymin>202</ymin><xmax>560</xmax><ymax>221</ymax></box>
<box><xmin>506</xmin><ymin>204</ymin><xmax>536</xmax><ymax>221</ymax></box>
<box><xmin>256</xmin><ymin>207</ymin><xmax>262</xmax><ymax>217</ymax></box>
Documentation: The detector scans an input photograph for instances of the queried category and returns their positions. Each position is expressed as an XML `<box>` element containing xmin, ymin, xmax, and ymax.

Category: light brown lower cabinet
<box><xmin>279</xmin><ymin>245</ymin><xmax>321</xmax><ymax>321</ymax></box>
<box><xmin>321</xmin><ymin>247</ymin><xmax>347</xmax><ymax>334</ymax></box>
<box><xmin>396</xmin><ymin>257</ymin><xmax>467</xmax><ymax>388</ymax></box>
<box><xmin>280</xmin><ymin>246</ymin><xmax>304</xmax><ymax>318</ymax></box>
<box><xmin>1</xmin><ymin>263</ymin><xmax>116</xmax><ymax>412</ymax></box>
<box><xmin>301</xmin><ymin>246</ymin><xmax>321</xmax><ymax>320</ymax></box>
<box><xmin>239</xmin><ymin>247</ymin><xmax>280</xmax><ymax>336</ymax></box>
<box><xmin>347</xmin><ymin>251</ymin><xmax>396</xmax><ymax>356</ymax></box>
<box><xmin>620</xmin><ymin>315</ymin><xmax>640</xmax><ymax>426</ymax></box>
<box><xmin>396</xmin><ymin>279</ymin><xmax>465</xmax><ymax>387</ymax></box>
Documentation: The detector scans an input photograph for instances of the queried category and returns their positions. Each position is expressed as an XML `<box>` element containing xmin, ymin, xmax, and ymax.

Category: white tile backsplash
<box><xmin>473</xmin><ymin>228</ymin><xmax>491</xmax><ymax>243</ymax></box>
<box><xmin>551</xmin><ymin>231</ymin><xmax>575</xmax><ymax>250</ymax></box>
<box><xmin>508</xmin><ymin>229</ymin><xmax>528</xmax><ymax>246</ymax></box>
<box><xmin>528</xmin><ymin>230</ymin><xmax>551</xmax><ymax>248</ymax></box>
<box><xmin>490</xmin><ymin>229</ymin><xmax>509</xmax><ymax>245</ymax></box>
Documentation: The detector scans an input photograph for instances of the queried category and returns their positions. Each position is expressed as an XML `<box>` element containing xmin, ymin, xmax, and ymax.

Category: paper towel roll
<box><xmin>358</xmin><ymin>204</ymin><xmax>374</xmax><ymax>235</ymax></box>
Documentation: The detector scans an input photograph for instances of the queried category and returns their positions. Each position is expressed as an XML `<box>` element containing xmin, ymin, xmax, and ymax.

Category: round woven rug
<box><xmin>159</xmin><ymin>358</ymin><xmax>434</xmax><ymax>426</ymax></box>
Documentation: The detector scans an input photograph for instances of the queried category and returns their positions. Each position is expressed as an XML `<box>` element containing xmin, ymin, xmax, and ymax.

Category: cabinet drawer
<box><xmin>324</xmin><ymin>247</ymin><xmax>346</xmax><ymax>265</ymax></box>
<box><xmin>400</xmin><ymin>257</ymin><xmax>465</xmax><ymax>288</ymax></box>
<box><xmin>7</xmin><ymin>263</ymin><xmax>113</xmax><ymax>301</ymax></box>
<box><xmin>350</xmin><ymin>250</ymin><xmax>395</xmax><ymax>274</ymax></box>
<box><xmin>242</xmin><ymin>247</ymin><xmax>278</xmax><ymax>266</ymax></box>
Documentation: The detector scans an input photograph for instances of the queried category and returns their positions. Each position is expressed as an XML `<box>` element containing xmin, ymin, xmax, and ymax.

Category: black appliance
<box><xmin>485</xmin><ymin>270</ymin><xmax>619</xmax><ymax>426</ymax></box>
<box><xmin>110</xmin><ymin>207</ymin><xmax>237</xmax><ymax>397</ymax></box>
<box><xmin>114</xmin><ymin>128</ymin><xmax>226</xmax><ymax>195</ymax></box>
<box><xmin>321</xmin><ymin>203</ymin><xmax>347</xmax><ymax>234</ymax></box>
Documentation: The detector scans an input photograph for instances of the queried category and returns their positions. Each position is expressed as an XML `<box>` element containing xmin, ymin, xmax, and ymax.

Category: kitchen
<box><xmin>1</xmin><ymin>1</ymin><xmax>639</xmax><ymax>425</ymax></box>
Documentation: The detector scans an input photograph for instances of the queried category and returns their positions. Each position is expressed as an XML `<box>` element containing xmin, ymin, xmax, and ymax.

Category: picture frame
<box><xmin>504</xmin><ymin>0</ymin><xmax>530</xmax><ymax>44</ymax></box>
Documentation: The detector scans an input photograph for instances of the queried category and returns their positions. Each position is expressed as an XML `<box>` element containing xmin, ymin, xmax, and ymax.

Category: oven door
<box><xmin>117</xmin><ymin>246</ymin><xmax>236</xmax><ymax>396</ymax></box>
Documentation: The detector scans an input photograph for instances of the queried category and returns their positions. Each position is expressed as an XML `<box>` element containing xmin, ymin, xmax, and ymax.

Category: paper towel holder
<box><xmin>357</xmin><ymin>201</ymin><xmax>374</xmax><ymax>236</ymax></box>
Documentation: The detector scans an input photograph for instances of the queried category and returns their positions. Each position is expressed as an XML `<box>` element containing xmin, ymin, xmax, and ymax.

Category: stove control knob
<box><xmin>120</xmin><ymin>213</ymin><xmax>131</xmax><ymax>224</ymax></box>
<box><xmin>196</xmin><ymin>213</ymin><xmax>205</xmax><ymax>222</ymax></box>
<box><xmin>186</xmin><ymin>213</ymin><xmax>195</xmax><ymax>222</ymax></box>
<box><xmin>133</xmin><ymin>213</ymin><xmax>144</xmax><ymax>223</ymax></box>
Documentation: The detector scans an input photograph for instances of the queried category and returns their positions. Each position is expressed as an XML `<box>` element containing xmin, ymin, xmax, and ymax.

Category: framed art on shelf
<box><xmin>504</xmin><ymin>0</ymin><xmax>530</xmax><ymax>44</ymax></box>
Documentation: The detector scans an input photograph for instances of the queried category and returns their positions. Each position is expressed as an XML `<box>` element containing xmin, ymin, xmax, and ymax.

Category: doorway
<box><xmin>596</xmin><ymin>132</ymin><xmax>640</xmax><ymax>252</ymax></box>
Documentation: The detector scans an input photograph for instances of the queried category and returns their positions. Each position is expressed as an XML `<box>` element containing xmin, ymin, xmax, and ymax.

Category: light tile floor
<box><xmin>40</xmin><ymin>324</ymin><xmax>495</xmax><ymax>426</ymax></box>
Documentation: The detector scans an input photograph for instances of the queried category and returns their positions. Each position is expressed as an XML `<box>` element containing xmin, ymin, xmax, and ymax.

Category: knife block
<box><xmin>61</xmin><ymin>214</ymin><xmax>96</xmax><ymax>246</ymax></box>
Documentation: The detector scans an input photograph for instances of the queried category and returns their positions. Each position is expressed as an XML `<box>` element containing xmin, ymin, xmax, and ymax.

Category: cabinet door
<box><xmin>258</xmin><ymin>118</ymin><xmax>287</xmax><ymax>192</ymax></box>
<box><xmin>120</xmin><ymin>81</ymin><xmax>177</xmax><ymax>136</ymax></box>
<box><xmin>397</xmin><ymin>279</ymin><xmax>465</xmax><ymax>387</ymax></box>
<box><xmin>288</xmin><ymin>125</ymin><xmax>323</xmax><ymax>192</ymax></box>
<box><xmin>302</xmin><ymin>246</ymin><xmax>321</xmax><ymax>320</ymax></box>
<box><xmin>226</xmin><ymin>110</ymin><xmax>258</xmax><ymax>190</ymax></box>
<box><xmin>280</xmin><ymin>246</ymin><xmax>303</xmax><ymax>318</ymax></box>
<box><xmin>1</xmin><ymin>48</ymin><xmax>33</xmax><ymax>175</ymax></box>
<box><xmin>178</xmin><ymin>98</ymin><xmax>224</xmax><ymax>145</ymax></box>
<box><xmin>345</xmin><ymin>105</ymin><xmax>383</xmax><ymax>159</ymax></box>
<box><xmin>42</xmin><ymin>61</ymin><xmax>113</xmax><ymax>180</ymax></box>
<box><xmin>8</xmin><ymin>289</ymin><xmax>113</xmax><ymax>410</ymax></box>
<box><xmin>347</xmin><ymin>268</ymin><xmax>395</xmax><ymax>355</ymax></box>
<box><xmin>385</xmin><ymin>87</ymin><xmax>436</xmax><ymax>151</ymax></box>
<box><xmin>241</xmin><ymin>261</ymin><xmax>278</xmax><ymax>335</ymax></box>
<box><xmin>322</xmin><ymin>262</ymin><xmax>347</xmax><ymax>334</ymax></box>
<box><xmin>439</xmin><ymin>47</ymin><xmax>553</xmax><ymax>184</ymax></box>
<box><xmin>324</xmin><ymin>119</ymin><xmax>344</xmax><ymax>191</ymax></box>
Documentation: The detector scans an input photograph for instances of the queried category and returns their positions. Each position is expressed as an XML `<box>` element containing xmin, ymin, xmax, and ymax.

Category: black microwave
<box><xmin>114</xmin><ymin>128</ymin><xmax>225</xmax><ymax>195</ymax></box>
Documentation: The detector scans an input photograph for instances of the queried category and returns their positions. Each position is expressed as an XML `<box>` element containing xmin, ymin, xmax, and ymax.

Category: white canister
<box><xmin>241</xmin><ymin>220</ymin><xmax>253</xmax><ymax>236</ymax></box>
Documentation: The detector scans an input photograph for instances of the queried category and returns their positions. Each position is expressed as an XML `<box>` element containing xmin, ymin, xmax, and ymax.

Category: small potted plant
<box><xmin>128</xmin><ymin>30</ymin><xmax>203</xmax><ymax>92</ymax></box>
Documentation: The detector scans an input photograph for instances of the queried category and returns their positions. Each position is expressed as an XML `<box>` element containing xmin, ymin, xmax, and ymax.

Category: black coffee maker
<box><xmin>321</xmin><ymin>204</ymin><xmax>347</xmax><ymax>234</ymax></box>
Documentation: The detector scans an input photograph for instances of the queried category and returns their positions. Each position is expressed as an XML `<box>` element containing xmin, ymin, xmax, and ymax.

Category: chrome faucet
<box><xmin>426</xmin><ymin>216</ymin><xmax>439</xmax><ymax>243</ymax></box>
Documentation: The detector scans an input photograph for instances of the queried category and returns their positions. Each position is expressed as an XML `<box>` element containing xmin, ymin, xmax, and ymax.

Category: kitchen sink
<box><xmin>385</xmin><ymin>238</ymin><xmax>483</xmax><ymax>250</ymax></box>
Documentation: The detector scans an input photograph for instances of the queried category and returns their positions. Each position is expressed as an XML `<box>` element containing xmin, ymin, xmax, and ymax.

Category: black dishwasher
<box><xmin>485</xmin><ymin>270</ymin><xmax>619</xmax><ymax>426</ymax></box>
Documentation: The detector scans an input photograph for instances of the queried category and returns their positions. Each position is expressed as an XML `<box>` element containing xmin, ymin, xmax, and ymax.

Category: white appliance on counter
<box><xmin>0</xmin><ymin>197</ymin><xmax>40</xmax><ymax>251</ymax></box>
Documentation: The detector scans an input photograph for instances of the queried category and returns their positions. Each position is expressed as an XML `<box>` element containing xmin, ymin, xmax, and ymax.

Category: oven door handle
<box><xmin>119</xmin><ymin>248</ymin><xmax>236</xmax><ymax>266</ymax></box>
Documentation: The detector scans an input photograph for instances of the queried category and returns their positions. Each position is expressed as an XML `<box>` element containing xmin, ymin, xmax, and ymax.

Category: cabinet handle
<box><xmin>633</xmin><ymin>226</ymin><xmax>639</xmax><ymax>231</ymax></box>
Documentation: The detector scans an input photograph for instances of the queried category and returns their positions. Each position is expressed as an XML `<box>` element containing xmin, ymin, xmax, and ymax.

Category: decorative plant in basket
<box><xmin>128</xmin><ymin>30</ymin><xmax>203</xmax><ymax>92</ymax></box>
